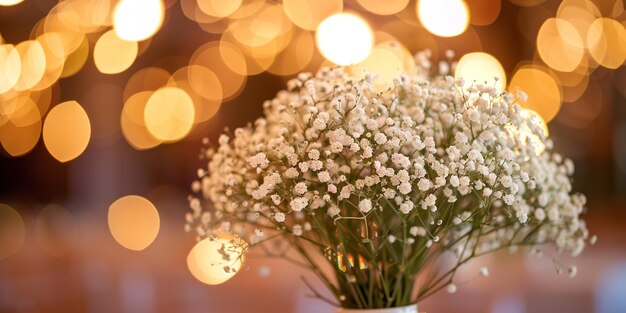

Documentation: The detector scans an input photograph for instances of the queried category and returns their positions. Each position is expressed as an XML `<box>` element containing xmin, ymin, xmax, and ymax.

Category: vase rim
<box><xmin>336</xmin><ymin>303</ymin><xmax>418</xmax><ymax>313</ymax></box>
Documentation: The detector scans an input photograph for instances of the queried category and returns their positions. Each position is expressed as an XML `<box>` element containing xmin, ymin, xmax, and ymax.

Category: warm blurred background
<box><xmin>1</xmin><ymin>0</ymin><xmax>625</xmax><ymax>312</ymax></box>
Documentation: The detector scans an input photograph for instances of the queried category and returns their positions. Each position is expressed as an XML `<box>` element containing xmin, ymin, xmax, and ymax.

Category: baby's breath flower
<box><xmin>480</xmin><ymin>266</ymin><xmax>489</xmax><ymax>277</ymax></box>
<box><xmin>290</xmin><ymin>197</ymin><xmax>308</xmax><ymax>212</ymax></box>
<box><xmin>446</xmin><ymin>283</ymin><xmax>457</xmax><ymax>294</ymax></box>
<box><xmin>188</xmin><ymin>59</ymin><xmax>589</xmax><ymax>307</ymax></box>
<box><xmin>274</xmin><ymin>212</ymin><xmax>286</xmax><ymax>223</ymax></box>
<box><xmin>358</xmin><ymin>199</ymin><xmax>373</xmax><ymax>214</ymax></box>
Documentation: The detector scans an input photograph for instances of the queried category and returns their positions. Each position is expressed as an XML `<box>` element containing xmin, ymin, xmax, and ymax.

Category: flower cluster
<box><xmin>186</xmin><ymin>58</ymin><xmax>590</xmax><ymax>308</ymax></box>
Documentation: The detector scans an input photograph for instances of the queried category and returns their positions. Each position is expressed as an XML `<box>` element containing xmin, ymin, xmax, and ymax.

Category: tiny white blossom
<box><xmin>294</xmin><ymin>182</ymin><xmax>308</xmax><ymax>195</ymax></box>
<box><xmin>398</xmin><ymin>182</ymin><xmax>412</xmax><ymax>195</ymax></box>
<box><xmin>358</xmin><ymin>199</ymin><xmax>373</xmax><ymax>213</ymax></box>
<box><xmin>446</xmin><ymin>283</ymin><xmax>457</xmax><ymax>294</ymax></box>
<box><xmin>418</xmin><ymin>178</ymin><xmax>432</xmax><ymax>191</ymax></box>
<box><xmin>328</xmin><ymin>206</ymin><xmax>340</xmax><ymax>216</ymax></box>
<box><xmin>388</xmin><ymin>235</ymin><xmax>397</xmax><ymax>243</ymax></box>
<box><xmin>290</xmin><ymin>197</ymin><xmax>308</xmax><ymax>212</ymax></box>
<box><xmin>274</xmin><ymin>212</ymin><xmax>286</xmax><ymax>222</ymax></box>
<box><xmin>400</xmin><ymin>201</ymin><xmax>414</xmax><ymax>214</ymax></box>
<box><xmin>318</xmin><ymin>171</ymin><xmax>331</xmax><ymax>183</ymax></box>
<box><xmin>479</xmin><ymin>266</ymin><xmax>489</xmax><ymax>277</ymax></box>
<box><xmin>424</xmin><ymin>194</ymin><xmax>437</xmax><ymax>207</ymax></box>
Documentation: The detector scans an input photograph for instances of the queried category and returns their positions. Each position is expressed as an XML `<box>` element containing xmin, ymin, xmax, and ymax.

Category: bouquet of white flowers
<box><xmin>186</xmin><ymin>55</ymin><xmax>591</xmax><ymax>310</ymax></box>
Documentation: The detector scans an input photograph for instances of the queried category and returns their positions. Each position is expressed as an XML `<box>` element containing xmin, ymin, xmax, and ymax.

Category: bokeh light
<box><xmin>455</xmin><ymin>52</ymin><xmax>506</xmax><ymax>90</ymax></box>
<box><xmin>168</xmin><ymin>66</ymin><xmax>222</xmax><ymax>123</ymax></box>
<box><xmin>186</xmin><ymin>65</ymin><xmax>223</xmax><ymax>102</ymax></box>
<box><xmin>228</xmin><ymin>2</ymin><xmax>291</xmax><ymax>48</ymax></box>
<box><xmin>61</xmin><ymin>37</ymin><xmax>89</xmax><ymax>78</ymax></box>
<box><xmin>113</xmin><ymin>0</ymin><xmax>164</xmax><ymax>42</ymax></box>
<box><xmin>121</xmin><ymin>91</ymin><xmax>163</xmax><ymax>150</ymax></box>
<box><xmin>143</xmin><ymin>87</ymin><xmax>195</xmax><ymax>142</ymax></box>
<box><xmin>356</xmin><ymin>0</ymin><xmax>409</xmax><ymax>16</ymax></box>
<box><xmin>0</xmin><ymin>203</ymin><xmax>25</xmax><ymax>260</ymax></box>
<box><xmin>0</xmin><ymin>44</ymin><xmax>22</xmax><ymax>94</ymax></box>
<box><xmin>586</xmin><ymin>18</ymin><xmax>626</xmax><ymax>69</ymax></box>
<box><xmin>537</xmin><ymin>18</ymin><xmax>584</xmax><ymax>72</ymax></box>
<box><xmin>43</xmin><ymin>100</ymin><xmax>91</xmax><ymax>162</ymax></box>
<box><xmin>0</xmin><ymin>0</ymin><xmax>23</xmax><ymax>6</ymax></box>
<box><xmin>191</xmin><ymin>41</ymin><xmax>246</xmax><ymax>99</ymax></box>
<box><xmin>32</xmin><ymin>33</ymin><xmax>66</xmax><ymax>90</ymax></box>
<box><xmin>123</xmin><ymin>67</ymin><xmax>171</xmax><ymax>101</ymax></box>
<box><xmin>556</xmin><ymin>0</ymin><xmax>600</xmax><ymax>48</ymax></box>
<box><xmin>14</xmin><ymin>40</ymin><xmax>46</xmax><ymax>91</ymax></box>
<box><xmin>217</xmin><ymin>40</ymin><xmax>248</xmax><ymax>76</ymax></box>
<box><xmin>187</xmin><ymin>234</ymin><xmax>247</xmax><ymax>285</ymax></box>
<box><xmin>267</xmin><ymin>29</ymin><xmax>315</xmax><ymax>76</ymax></box>
<box><xmin>417</xmin><ymin>0</ymin><xmax>470</xmax><ymax>37</ymax></box>
<box><xmin>108</xmin><ymin>195</ymin><xmax>160</xmax><ymax>251</ymax></box>
<box><xmin>283</xmin><ymin>0</ymin><xmax>343</xmax><ymax>31</ymax></box>
<box><xmin>42</xmin><ymin>10</ymin><xmax>85</xmax><ymax>55</ymax></box>
<box><xmin>0</xmin><ymin>114</ymin><xmax>41</xmax><ymax>157</ymax></box>
<box><xmin>197</xmin><ymin>0</ymin><xmax>242</xmax><ymax>18</ymax></box>
<box><xmin>509</xmin><ymin>65</ymin><xmax>562</xmax><ymax>123</ymax></box>
<box><xmin>55</xmin><ymin>0</ymin><xmax>111</xmax><ymax>34</ymax></box>
<box><xmin>94</xmin><ymin>30</ymin><xmax>138</xmax><ymax>74</ymax></box>
<box><xmin>316</xmin><ymin>13</ymin><xmax>373</xmax><ymax>66</ymax></box>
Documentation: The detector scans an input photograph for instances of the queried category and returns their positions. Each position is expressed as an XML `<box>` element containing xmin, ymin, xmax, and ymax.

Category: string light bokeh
<box><xmin>1</xmin><ymin>0</ymin><xmax>625</xmax><ymax>312</ymax></box>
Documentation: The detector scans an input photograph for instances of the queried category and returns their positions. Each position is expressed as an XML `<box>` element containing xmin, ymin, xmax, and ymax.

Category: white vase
<box><xmin>335</xmin><ymin>304</ymin><xmax>418</xmax><ymax>313</ymax></box>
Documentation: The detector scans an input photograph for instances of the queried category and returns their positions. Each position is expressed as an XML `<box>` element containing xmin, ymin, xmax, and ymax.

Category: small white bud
<box><xmin>446</xmin><ymin>283</ymin><xmax>457</xmax><ymax>294</ymax></box>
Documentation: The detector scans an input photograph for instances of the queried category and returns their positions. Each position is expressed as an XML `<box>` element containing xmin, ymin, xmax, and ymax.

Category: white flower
<box><xmin>290</xmin><ymin>197</ymin><xmax>309</xmax><ymax>212</ymax></box>
<box><xmin>294</xmin><ymin>182</ymin><xmax>308</xmax><ymax>195</ymax></box>
<box><xmin>328</xmin><ymin>184</ymin><xmax>337</xmax><ymax>193</ymax></box>
<box><xmin>285</xmin><ymin>167</ymin><xmax>299</xmax><ymax>178</ymax></box>
<box><xmin>248</xmin><ymin>152</ymin><xmax>269</xmax><ymax>168</ymax></box>
<box><xmin>446</xmin><ymin>283</ymin><xmax>457</xmax><ymax>294</ymax></box>
<box><xmin>518</xmin><ymin>90</ymin><xmax>528</xmax><ymax>102</ymax></box>
<box><xmin>483</xmin><ymin>188</ymin><xmax>493</xmax><ymax>197</ymax></box>
<box><xmin>313</xmin><ymin>112</ymin><xmax>329</xmax><ymax>130</ymax></box>
<box><xmin>388</xmin><ymin>235</ymin><xmax>397</xmax><ymax>243</ymax></box>
<box><xmin>424</xmin><ymin>194</ymin><xmax>437</xmax><ymax>207</ymax></box>
<box><xmin>398</xmin><ymin>182</ymin><xmax>412</xmax><ymax>195</ymax></box>
<box><xmin>479</xmin><ymin>266</ymin><xmax>489</xmax><ymax>277</ymax></box>
<box><xmin>400</xmin><ymin>201</ymin><xmax>414</xmax><ymax>214</ymax></box>
<box><xmin>358</xmin><ymin>199</ymin><xmax>373</xmax><ymax>213</ymax></box>
<box><xmin>318</xmin><ymin>171</ymin><xmax>331</xmax><ymax>183</ymax></box>
<box><xmin>417</xmin><ymin>178</ymin><xmax>432</xmax><ymax>191</ymax></box>
<box><xmin>449</xmin><ymin>175</ymin><xmax>460</xmax><ymax>187</ymax></box>
<box><xmin>274</xmin><ymin>212</ymin><xmax>286</xmax><ymax>222</ymax></box>
<box><xmin>503</xmin><ymin>194</ymin><xmax>515</xmax><ymax>206</ymax></box>
<box><xmin>374</xmin><ymin>132</ymin><xmax>387</xmax><ymax>145</ymax></box>
<box><xmin>328</xmin><ymin>206</ymin><xmax>340</xmax><ymax>216</ymax></box>
<box><xmin>308</xmin><ymin>149</ymin><xmax>320</xmax><ymax>160</ymax></box>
